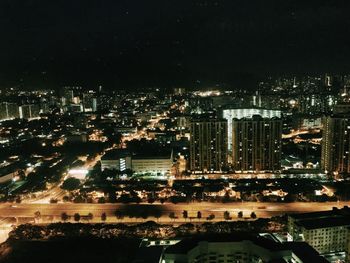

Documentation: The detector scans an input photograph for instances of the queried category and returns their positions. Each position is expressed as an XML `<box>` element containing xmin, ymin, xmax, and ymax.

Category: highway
<box><xmin>0</xmin><ymin>201</ymin><xmax>349</xmax><ymax>222</ymax></box>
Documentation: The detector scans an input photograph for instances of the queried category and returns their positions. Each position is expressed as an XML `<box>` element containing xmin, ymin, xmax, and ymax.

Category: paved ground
<box><xmin>0</xmin><ymin>201</ymin><xmax>348</xmax><ymax>222</ymax></box>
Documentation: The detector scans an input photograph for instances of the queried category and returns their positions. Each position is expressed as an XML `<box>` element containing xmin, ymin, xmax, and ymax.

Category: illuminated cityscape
<box><xmin>1</xmin><ymin>1</ymin><xmax>350</xmax><ymax>263</ymax></box>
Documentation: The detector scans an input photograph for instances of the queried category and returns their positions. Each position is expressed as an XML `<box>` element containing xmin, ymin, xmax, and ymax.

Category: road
<box><xmin>0</xmin><ymin>201</ymin><xmax>349</xmax><ymax>223</ymax></box>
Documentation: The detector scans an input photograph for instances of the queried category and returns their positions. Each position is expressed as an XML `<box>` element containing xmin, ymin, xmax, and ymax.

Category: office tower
<box><xmin>190</xmin><ymin>119</ymin><xmax>228</xmax><ymax>172</ymax></box>
<box><xmin>298</xmin><ymin>94</ymin><xmax>334</xmax><ymax>115</ymax></box>
<box><xmin>174</xmin><ymin>87</ymin><xmax>185</xmax><ymax>96</ymax></box>
<box><xmin>92</xmin><ymin>97</ymin><xmax>98</xmax><ymax>112</ymax></box>
<box><xmin>232</xmin><ymin>115</ymin><xmax>282</xmax><ymax>172</ymax></box>
<box><xmin>61</xmin><ymin>87</ymin><xmax>74</xmax><ymax>106</ymax></box>
<box><xmin>324</xmin><ymin>73</ymin><xmax>332</xmax><ymax>89</ymax></box>
<box><xmin>189</xmin><ymin>97</ymin><xmax>214</xmax><ymax>114</ymax></box>
<box><xmin>19</xmin><ymin>105</ymin><xmax>31</xmax><ymax>119</ymax></box>
<box><xmin>0</xmin><ymin>103</ymin><xmax>7</xmax><ymax>120</ymax></box>
<box><xmin>82</xmin><ymin>92</ymin><xmax>94</xmax><ymax>112</ymax></box>
<box><xmin>222</xmin><ymin>108</ymin><xmax>281</xmax><ymax>151</ymax></box>
<box><xmin>252</xmin><ymin>90</ymin><xmax>262</xmax><ymax>107</ymax></box>
<box><xmin>321</xmin><ymin>114</ymin><xmax>350</xmax><ymax>175</ymax></box>
<box><xmin>7</xmin><ymin>103</ymin><xmax>20</xmax><ymax>119</ymax></box>
<box><xmin>98</xmin><ymin>94</ymin><xmax>112</xmax><ymax>111</ymax></box>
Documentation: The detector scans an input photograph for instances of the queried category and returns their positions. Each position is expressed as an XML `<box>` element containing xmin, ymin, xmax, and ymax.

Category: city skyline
<box><xmin>1</xmin><ymin>1</ymin><xmax>350</xmax><ymax>263</ymax></box>
<box><xmin>1</xmin><ymin>1</ymin><xmax>350</xmax><ymax>89</ymax></box>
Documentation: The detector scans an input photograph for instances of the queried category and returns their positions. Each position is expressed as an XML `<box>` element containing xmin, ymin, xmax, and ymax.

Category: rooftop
<box><xmin>102</xmin><ymin>148</ymin><xmax>173</xmax><ymax>160</ymax></box>
<box><xmin>164</xmin><ymin>234</ymin><xmax>326</xmax><ymax>262</ymax></box>
<box><xmin>296</xmin><ymin>216</ymin><xmax>350</xmax><ymax>230</ymax></box>
<box><xmin>289</xmin><ymin>206</ymin><xmax>350</xmax><ymax>221</ymax></box>
<box><xmin>133</xmin><ymin>149</ymin><xmax>173</xmax><ymax>160</ymax></box>
<box><xmin>101</xmin><ymin>149</ymin><xmax>131</xmax><ymax>160</ymax></box>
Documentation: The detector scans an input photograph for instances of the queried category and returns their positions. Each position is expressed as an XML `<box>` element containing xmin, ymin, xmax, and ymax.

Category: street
<box><xmin>0</xmin><ymin>201</ymin><xmax>348</xmax><ymax>222</ymax></box>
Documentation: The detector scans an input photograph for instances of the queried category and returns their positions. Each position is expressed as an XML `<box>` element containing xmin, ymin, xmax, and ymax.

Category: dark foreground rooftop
<box><xmin>164</xmin><ymin>234</ymin><xmax>327</xmax><ymax>263</ymax></box>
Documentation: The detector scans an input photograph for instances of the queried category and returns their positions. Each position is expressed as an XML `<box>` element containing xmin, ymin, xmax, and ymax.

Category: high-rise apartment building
<box><xmin>61</xmin><ymin>87</ymin><xmax>74</xmax><ymax>106</ymax></box>
<box><xmin>190</xmin><ymin>119</ymin><xmax>228</xmax><ymax>173</ymax></box>
<box><xmin>232</xmin><ymin>115</ymin><xmax>282</xmax><ymax>172</ymax></box>
<box><xmin>321</xmin><ymin>114</ymin><xmax>350</xmax><ymax>175</ymax></box>
<box><xmin>19</xmin><ymin>104</ymin><xmax>40</xmax><ymax>119</ymax></box>
<box><xmin>222</xmin><ymin>108</ymin><xmax>281</xmax><ymax>151</ymax></box>
<box><xmin>0</xmin><ymin>102</ymin><xmax>20</xmax><ymax>120</ymax></box>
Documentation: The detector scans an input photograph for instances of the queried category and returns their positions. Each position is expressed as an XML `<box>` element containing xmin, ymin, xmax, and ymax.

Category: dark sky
<box><xmin>0</xmin><ymin>0</ymin><xmax>350</xmax><ymax>89</ymax></box>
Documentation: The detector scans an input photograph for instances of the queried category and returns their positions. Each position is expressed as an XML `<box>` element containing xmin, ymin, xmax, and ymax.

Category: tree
<box><xmin>34</xmin><ymin>211</ymin><xmax>41</xmax><ymax>222</ymax></box>
<box><xmin>61</xmin><ymin>212</ymin><xmax>69</xmax><ymax>222</ymax></box>
<box><xmin>250</xmin><ymin>212</ymin><xmax>257</xmax><ymax>219</ymax></box>
<box><xmin>61</xmin><ymin>178</ymin><xmax>81</xmax><ymax>191</ymax></box>
<box><xmin>207</xmin><ymin>214</ymin><xmax>215</xmax><ymax>221</ymax></box>
<box><xmin>73</xmin><ymin>213</ymin><xmax>81</xmax><ymax>222</ymax></box>
<box><xmin>139</xmin><ymin>209</ymin><xmax>149</xmax><ymax>220</ymax></box>
<box><xmin>222</xmin><ymin>191</ymin><xmax>231</xmax><ymax>203</ymax></box>
<box><xmin>147</xmin><ymin>198</ymin><xmax>155</xmax><ymax>204</ymax></box>
<box><xmin>73</xmin><ymin>195</ymin><xmax>85</xmax><ymax>203</ymax></box>
<box><xmin>15</xmin><ymin>196</ymin><xmax>21</xmax><ymax>203</ymax></box>
<box><xmin>87</xmin><ymin>213</ymin><xmax>93</xmax><ymax>221</ymax></box>
<box><xmin>115</xmin><ymin>210</ymin><xmax>124</xmax><ymax>220</ymax></box>
<box><xmin>224</xmin><ymin>211</ymin><xmax>231</xmax><ymax>220</ymax></box>
<box><xmin>107</xmin><ymin>190</ymin><xmax>117</xmax><ymax>203</ymax></box>
<box><xmin>98</xmin><ymin>197</ymin><xmax>106</xmax><ymax>204</ymax></box>
<box><xmin>124</xmin><ymin>169</ymin><xmax>133</xmax><ymax>177</ymax></box>
<box><xmin>197</xmin><ymin>211</ymin><xmax>202</xmax><ymax>220</ymax></box>
<box><xmin>238</xmin><ymin>211</ymin><xmax>243</xmax><ymax>218</ymax></box>
<box><xmin>169</xmin><ymin>212</ymin><xmax>176</xmax><ymax>221</ymax></box>
<box><xmin>182</xmin><ymin>210</ymin><xmax>188</xmax><ymax>221</ymax></box>
<box><xmin>101</xmin><ymin>212</ymin><xmax>107</xmax><ymax>222</ymax></box>
<box><xmin>50</xmin><ymin>198</ymin><xmax>58</xmax><ymax>203</ymax></box>
<box><xmin>154</xmin><ymin>210</ymin><xmax>162</xmax><ymax>221</ymax></box>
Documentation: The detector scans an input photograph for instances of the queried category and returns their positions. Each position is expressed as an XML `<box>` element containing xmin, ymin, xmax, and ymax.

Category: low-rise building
<box><xmin>162</xmin><ymin>234</ymin><xmax>327</xmax><ymax>263</ymax></box>
<box><xmin>0</xmin><ymin>165</ymin><xmax>20</xmax><ymax>184</ymax></box>
<box><xmin>101</xmin><ymin>149</ymin><xmax>173</xmax><ymax>175</ymax></box>
<box><xmin>288</xmin><ymin>207</ymin><xmax>350</xmax><ymax>254</ymax></box>
<box><xmin>347</xmin><ymin>229</ymin><xmax>350</xmax><ymax>263</ymax></box>
<box><xmin>132</xmin><ymin>151</ymin><xmax>173</xmax><ymax>175</ymax></box>
<box><xmin>101</xmin><ymin>149</ymin><xmax>132</xmax><ymax>172</ymax></box>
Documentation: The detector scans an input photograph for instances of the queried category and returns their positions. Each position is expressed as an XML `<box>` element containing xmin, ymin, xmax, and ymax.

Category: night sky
<box><xmin>0</xmin><ymin>0</ymin><xmax>350</xmax><ymax>89</ymax></box>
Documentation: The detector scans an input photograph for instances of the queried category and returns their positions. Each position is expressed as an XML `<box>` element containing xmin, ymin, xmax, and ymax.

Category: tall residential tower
<box><xmin>190</xmin><ymin>119</ymin><xmax>228</xmax><ymax>173</ymax></box>
<box><xmin>232</xmin><ymin>115</ymin><xmax>282</xmax><ymax>172</ymax></box>
<box><xmin>322</xmin><ymin>114</ymin><xmax>350</xmax><ymax>175</ymax></box>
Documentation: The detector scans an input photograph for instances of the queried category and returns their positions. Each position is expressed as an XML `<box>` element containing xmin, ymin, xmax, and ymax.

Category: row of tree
<box><xmin>52</xmin><ymin>210</ymin><xmax>257</xmax><ymax>223</ymax></box>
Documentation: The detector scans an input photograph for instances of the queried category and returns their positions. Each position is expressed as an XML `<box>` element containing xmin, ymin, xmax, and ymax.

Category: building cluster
<box><xmin>0</xmin><ymin>102</ymin><xmax>40</xmax><ymax>120</ymax></box>
<box><xmin>1</xmin><ymin>73</ymin><xmax>350</xmax><ymax>179</ymax></box>
<box><xmin>189</xmin><ymin>107</ymin><xmax>283</xmax><ymax>173</ymax></box>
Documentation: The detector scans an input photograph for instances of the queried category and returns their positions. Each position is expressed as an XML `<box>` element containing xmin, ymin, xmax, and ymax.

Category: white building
<box><xmin>0</xmin><ymin>165</ymin><xmax>19</xmax><ymax>184</ymax></box>
<box><xmin>222</xmin><ymin>108</ymin><xmax>281</xmax><ymax>151</ymax></box>
<box><xmin>101</xmin><ymin>149</ymin><xmax>132</xmax><ymax>172</ymax></box>
<box><xmin>0</xmin><ymin>102</ymin><xmax>20</xmax><ymax>120</ymax></box>
<box><xmin>101</xmin><ymin>149</ymin><xmax>173</xmax><ymax>175</ymax></box>
<box><xmin>19</xmin><ymin>104</ymin><xmax>40</xmax><ymax>119</ymax></box>
<box><xmin>132</xmin><ymin>153</ymin><xmax>173</xmax><ymax>175</ymax></box>
<box><xmin>288</xmin><ymin>207</ymin><xmax>350</xmax><ymax>254</ymax></box>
